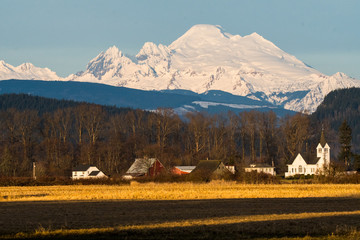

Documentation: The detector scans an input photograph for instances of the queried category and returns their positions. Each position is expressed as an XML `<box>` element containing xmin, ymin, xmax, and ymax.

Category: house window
<box><xmin>318</xmin><ymin>148</ymin><xmax>322</xmax><ymax>153</ymax></box>
<box><xmin>299</xmin><ymin>165</ymin><xmax>302</xmax><ymax>173</ymax></box>
<box><xmin>324</xmin><ymin>148</ymin><xmax>328</xmax><ymax>153</ymax></box>
<box><xmin>292</xmin><ymin>168</ymin><xmax>294</xmax><ymax>173</ymax></box>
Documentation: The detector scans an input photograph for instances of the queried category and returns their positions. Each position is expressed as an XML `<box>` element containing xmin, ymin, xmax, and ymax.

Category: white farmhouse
<box><xmin>72</xmin><ymin>165</ymin><xmax>107</xmax><ymax>179</ymax></box>
<box><xmin>285</xmin><ymin>130</ymin><xmax>330</xmax><ymax>177</ymax></box>
<box><xmin>244</xmin><ymin>164</ymin><xmax>276</xmax><ymax>176</ymax></box>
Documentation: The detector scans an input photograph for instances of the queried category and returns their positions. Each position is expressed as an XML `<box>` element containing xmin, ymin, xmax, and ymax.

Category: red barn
<box><xmin>123</xmin><ymin>158</ymin><xmax>165</xmax><ymax>179</ymax></box>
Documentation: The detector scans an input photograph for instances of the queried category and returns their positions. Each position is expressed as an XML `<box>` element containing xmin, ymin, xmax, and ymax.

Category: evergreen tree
<box><xmin>338</xmin><ymin>120</ymin><xmax>352</xmax><ymax>169</ymax></box>
<box><xmin>353</xmin><ymin>154</ymin><xmax>360</xmax><ymax>172</ymax></box>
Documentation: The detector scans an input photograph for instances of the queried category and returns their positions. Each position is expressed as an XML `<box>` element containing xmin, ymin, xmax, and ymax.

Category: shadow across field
<box><xmin>1</xmin><ymin>197</ymin><xmax>360</xmax><ymax>239</ymax></box>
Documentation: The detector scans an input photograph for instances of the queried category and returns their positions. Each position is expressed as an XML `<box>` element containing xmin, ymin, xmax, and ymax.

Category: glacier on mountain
<box><xmin>1</xmin><ymin>24</ymin><xmax>360</xmax><ymax>113</ymax></box>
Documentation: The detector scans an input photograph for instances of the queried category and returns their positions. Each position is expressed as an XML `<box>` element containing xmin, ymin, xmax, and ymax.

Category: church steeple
<box><xmin>320</xmin><ymin>126</ymin><xmax>326</xmax><ymax>147</ymax></box>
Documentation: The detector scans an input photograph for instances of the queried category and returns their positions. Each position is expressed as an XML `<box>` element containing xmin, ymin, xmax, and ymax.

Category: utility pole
<box><xmin>33</xmin><ymin>161</ymin><xmax>36</xmax><ymax>180</ymax></box>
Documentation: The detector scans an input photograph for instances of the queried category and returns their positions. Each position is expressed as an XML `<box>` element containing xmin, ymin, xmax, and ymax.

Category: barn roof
<box><xmin>73</xmin><ymin>165</ymin><xmax>94</xmax><ymax>171</ymax></box>
<box><xmin>175</xmin><ymin>166</ymin><xmax>196</xmax><ymax>172</ymax></box>
<box><xmin>126</xmin><ymin>158</ymin><xmax>157</xmax><ymax>175</ymax></box>
<box><xmin>192</xmin><ymin>160</ymin><xmax>223</xmax><ymax>173</ymax></box>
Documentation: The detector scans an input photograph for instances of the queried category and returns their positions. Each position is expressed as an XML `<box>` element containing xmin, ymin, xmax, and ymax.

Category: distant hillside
<box><xmin>0</xmin><ymin>80</ymin><xmax>200</xmax><ymax>110</ymax></box>
<box><xmin>0</xmin><ymin>93</ymin><xmax>132</xmax><ymax>115</ymax></box>
<box><xmin>311</xmin><ymin>87</ymin><xmax>360</xmax><ymax>153</ymax></box>
<box><xmin>0</xmin><ymin>80</ymin><xmax>295</xmax><ymax>116</ymax></box>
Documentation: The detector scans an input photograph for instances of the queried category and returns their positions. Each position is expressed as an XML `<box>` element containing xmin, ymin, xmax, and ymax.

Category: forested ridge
<box><xmin>311</xmin><ymin>87</ymin><xmax>360</xmax><ymax>153</ymax></box>
<box><xmin>0</xmin><ymin>90</ymin><xmax>358</xmax><ymax>178</ymax></box>
<box><xmin>0</xmin><ymin>93</ymin><xmax>132</xmax><ymax>115</ymax></box>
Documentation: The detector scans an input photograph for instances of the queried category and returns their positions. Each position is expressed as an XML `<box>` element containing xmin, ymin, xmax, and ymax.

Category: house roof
<box><xmin>192</xmin><ymin>160</ymin><xmax>223</xmax><ymax>173</ymax></box>
<box><xmin>88</xmin><ymin>171</ymin><xmax>100</xmax><ymax>176</ymax></box>
<box><xmin>246</xmin><ymin>163</ymin><xmax>274</xmax><ymax>168</ymax></box>
<box><xmin>73</xmin><ymin>165</ymin><xmax>94</xmax><ymax>171</ymax></box>
<box><xmin>126</xmin><ymin>158</ymin><xmax>157</xmax><ymax>175</ymax></box>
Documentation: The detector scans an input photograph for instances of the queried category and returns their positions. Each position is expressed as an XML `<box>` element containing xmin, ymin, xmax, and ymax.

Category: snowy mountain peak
<box><xmin>136</xmin><ymin>42</ymin><xmax>170</xmax><ymax>61</ymax></box>
<box><xmin>0</xmin><ymin>60</ymin><xmax>13</xmax><ymax>73</ymax></box>
<box><xmin>0</xmin><ymin>60</ymin><xmax>11</xmax><ymax>68</ymax></box>
<box><xmin>169</xmin><ymin>24</ymin><xmax>232</xmax><ymax>50</ymax></box>
<box><xmin>104</xmin><ymin>45</ymin><xmax>123</xmax><ymax>58</ymax></box>
<box><xmin>249</xmin><ymin>32</ymin><xmax>261</xmax><ymax>37</ymax></box>
<box><xmin>0</xmin><ymin>60</ymin><xmax>61</xmax><ymax>80</ymax></box>
<box><xmin>18</xmin><ymin>62</ymin><xmax>35</xmax><ymax>71</ymax></box>
<box><xmin>83</xmin><ymin>45</ymin><xmax>133</xmax><ymax>80</ymax></box>
<box><xmin>183</xmin><ymin>24</ymin><xmax>230</xmax><ymax>38</ymax></box>
<box><xmin>246</xmin><ymin>32</ymin><xmax>268</xmax><ymax>41</ymax></box>
<box><xmin>332</xmin><ymin>72</ymin><xmax>350</xmax><ymax>79</ymax></box>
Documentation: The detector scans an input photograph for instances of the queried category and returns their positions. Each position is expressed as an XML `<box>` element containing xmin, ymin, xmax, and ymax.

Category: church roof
<box><xmin>298</xmin><ymin>151</ymin><xmax>319</xmax><ymax>165</ymax></box>
<box><xmin>320</xmin><ymin>128</ymin><xmax>327</xmax><ymax>147</ymax></box>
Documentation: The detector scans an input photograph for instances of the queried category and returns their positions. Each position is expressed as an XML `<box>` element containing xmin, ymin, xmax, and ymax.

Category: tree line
<box><xmin>0</xmin><ymin>93</ymin><xmax>358</xmax><ymax>177</ymax></box>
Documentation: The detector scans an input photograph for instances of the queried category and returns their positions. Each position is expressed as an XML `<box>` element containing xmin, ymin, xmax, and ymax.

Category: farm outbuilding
<box><xmin>191</xmin><ymin>160</ymin><xmax>233</xmax><ymax>180</ymax></box>
<box><xmin>72</xmin><ymin>165</ymin><xmax>107</xmax><ymax>179</ymax></box>
<box><xmin>123</xmin><ymin>158</ymin><xmax>165</xmax><ymax>179</ymax></box>
<box><xmin>172</xmin><ymin>166</ymin><xmax>196</xmax><ymax>175</ymax></box>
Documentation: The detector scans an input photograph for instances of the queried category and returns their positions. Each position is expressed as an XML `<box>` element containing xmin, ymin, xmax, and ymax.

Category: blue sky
<box><xmin>1</xmin><ymin>0</ymin><xmax>359</xmax><ymax>78</ymax></box>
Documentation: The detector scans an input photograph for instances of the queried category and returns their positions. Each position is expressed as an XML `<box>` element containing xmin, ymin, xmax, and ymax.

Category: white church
<box><xmin>285</xmin><ymin>130</ymin><xmax>330</xmax><ymax>177</ymax></box>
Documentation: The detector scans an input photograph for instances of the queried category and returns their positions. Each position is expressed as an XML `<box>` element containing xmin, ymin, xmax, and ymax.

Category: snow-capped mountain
<box><xmin>65</xmin><ymin>24</ymin><xmax>360</xmax><ymax>113</ymax></box>
<box><xmin>0</xmin><ymin>60</ymin><xmax>61</xmax><ymax>80</ymax></box>
<box><xmin>2</xmin><ymin>24</ymin><xmax>360</xmax><ymax>113</ymax></box>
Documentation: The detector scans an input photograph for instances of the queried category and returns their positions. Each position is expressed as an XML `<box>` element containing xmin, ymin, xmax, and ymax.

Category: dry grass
<box><xmin>1</xmin><ymin>182</ymin><xmax>360</xmax><ymax>201</ymax></box>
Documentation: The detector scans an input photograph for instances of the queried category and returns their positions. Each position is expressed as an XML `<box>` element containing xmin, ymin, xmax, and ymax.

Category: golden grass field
<box><xmin>1</xmin><ymin>182</ymin><xmax>360</xmax><ymax>201</ymax></box>
<box><xmin>1</xmin><ymin>182</ymin><xmax>360</xmax><ymax>239</ymax></box>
